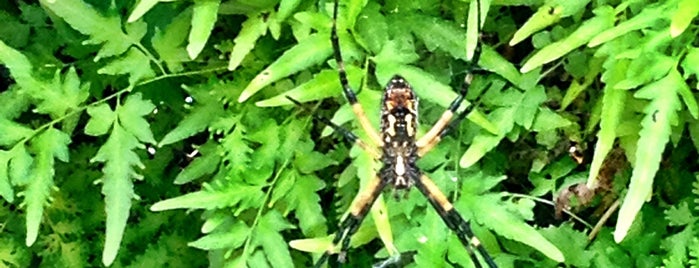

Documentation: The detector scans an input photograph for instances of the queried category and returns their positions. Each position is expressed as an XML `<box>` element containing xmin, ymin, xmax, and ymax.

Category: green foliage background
<box><xmin>0</xmin><ymin>0</ymin><xmax>698</xmax><ymax>267</ymax></box>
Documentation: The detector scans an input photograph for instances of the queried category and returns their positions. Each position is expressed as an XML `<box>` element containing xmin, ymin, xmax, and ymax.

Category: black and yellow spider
<box><xmin>294</xmin><ymin>0</ymin><xmax>498</xmax><ymax>267</ymax></box>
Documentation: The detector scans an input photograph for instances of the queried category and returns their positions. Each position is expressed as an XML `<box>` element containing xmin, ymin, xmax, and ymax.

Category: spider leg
<box><xmin>414</xmin><ymin>174</ymin><xmax>497</xmax><ymax>268</ymax></box>
<box><xmin>331</xmin><ymin>0</ymin><xmax>383</xmax><ymax>147</ymax></box>
<box><xmin>315</xmin><ymin>175</ymin><xmax>388</xmax><ymax>267</ymax></box>
<box><xmin>286</xmin><ymin>96</ymin><xmax>381</xmax><ymax>159</ymax></box>
<box><xmin>416</xmin><ymin>71</ymin><xmax>478</xmax><ymax>156</ymax></box>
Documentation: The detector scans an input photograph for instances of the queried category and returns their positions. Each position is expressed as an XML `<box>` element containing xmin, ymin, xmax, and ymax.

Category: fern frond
<box><xmin>21</xmin><ymin>128</ymin><xmax>71</xmax><ymax>246</ymax></box>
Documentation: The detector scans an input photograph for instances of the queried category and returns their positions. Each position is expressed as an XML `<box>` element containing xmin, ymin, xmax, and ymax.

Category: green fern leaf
<box><xmin>540</xmin><ymin>224</ymin><xmax>593</xmax><ymax>267</ymax></box>
<box><xmin>98</xmin><ymin>47</ymin><xmax>155</xmax><ymax>88</ymax></box>
<box><xmin>173</xmin><ymin>142</ymin><xmax>222</xmax><ymax>185</ymax></box>
<box><xmin>221</xmin><ymin>123</ymin><xmax>254</xmax><ymax>175</ymax></box>
<box><xmin>22</xmin><ymin>128</ymin><xmax>70</xmax><ymax>246</ymax></box>
<box><xmin>286</xmin><ymin>172</ymin><xmax>327</xmax><ymax>237</ymax></box>
<box><xmin>228</xmin><ymin>13</ymin><xmax>268</xmax><ymax>71</ymax></box>
<box><xmin>189</xmin><ymin>221</ymin><xmax>250</xmax><ymax>250</ymax></box>
<box><xmin>151</xmin><ymin>8</ymin><xmax>192</xmax><ymax>73</ymax></box>
<box><xmin>681</xmin><ymin>47</ymin><xmax>699</xmax><ymax>86</ymax></box>
<box><xmin>255</xmin><ymin>66</ymin><xmax>362</xmax><ymax>107</ymax></box>
<box><xmin>521</xmin><ymin>6</ymin><xmax>614</xmax><ymax>72</ymax></box>
<box><xmin>459</xmin><ymin>174</ymin><xmax>564</xmax><ymax>262</ymax></box>
<box><xmin>151</xmin><ymin>181</ymin><xmax>265</xmax><ymax>213</ymax></box>
<box><xmin>91</xmin><ymin>124</ymin><xmax>143</xmax><ymax>266</ymax></box>
<box><xmin>587</xmin><ymin>58</ymin><xmax>627</xmax><ymax>187</ymax></box>
<box><xmin>239</xmin><ymin>33</ymin><xmax>333</xmax><ymax>102</ymax></box>
<box><xmin>251</xmin><ymin>211</ymin><xmax>295</xmax><ymax>268</ymax></box>
<box><xmin>515</xmin><ymin>86</ymin><xmax>547</xmax><ymax>129</ymax></box>
<box><xmin>615</xmin><ymin>69</ymin><xmax>683</xmax><ymax>242</ymax></box>
<box><xmin>0</xmin><ymin>236</ymin><xmax>30</xmax><ymax>267</ymax></box>
<box><xmin>159</xmin><ymin>86</ymin><xmax>225</xmax><ymax>146</ymax></box>
<box><xmin>0</xmin><ymin>150</ymin><xmax>14</xmax><ymax>202</ymax></box>
<box><xmin>0</xmin><ymin>40</ymin><xmax>42</xmax><ymax>92</ymax></box>
<box><xmin>665</xmin><ymin>202</ymin><xmax>694</xmax><ymax>227</ymax></box>
<box><xmin>661</xmin><ymin>225</ymin><xmax>694</xmax><ymax>267</ymax></box>
<box><xmin>39</xmin><ymin>0</ymin><xmax>147</xmax><ymax>61</ymax></box>
<box><xmin>588</xmin><ymin>2</ymin><xmax>671</xmax><ymax>48</ymax></box>
<box><xmin>460</xmin><ymin>106</ymin><xmax>516</xmax><ymax>168</ymax></box>
<box><xmin>117</xmin><ymin>94</ymin><xmax>157</xmax><ymax>144</ymax></box>
<box><xmin>127</xmin><ymin>0</ymin><xmax>160</xmax><ymax>22</ymax></box>
<box><xmin>188</xmin><ymin>0</ymin><xmax>220</xmax><ymax>60</ymax></box>
<box><xmin>84</xmin><ymin>104</ymin><xmax>116</xmax><ymax>136</ymax></box>
<box><xmin>413</xmin><ymin>208</ymin><xmax>449</xmax><ymax>266</ymax></box>
<box><xmin>354</xmin><ymin>2</ymin><xmax>387</xmax><ymax>55</ymax></box>
<box><xmin>34</xmin><ymin>67</ymin><xmax>90</xmax><ymax>120</ymax></box>
<box><xmin>9</xmin><ymin>145</ymin><xmax>32</xmax><ymax>187</ymax></box>
<box><xmin>0</xmin><ymin>118</ymin><xmax>32</xmax><ymax>146</ymax></box>
<box><xmin>87</xmin><ymin>94</ymin><xmax>155</xmax><ymax>265</ymax></box>
<box><xmin>405</xmin><ymin>13</ymin><xmax>468</xmax><ymax>60</ymax></box>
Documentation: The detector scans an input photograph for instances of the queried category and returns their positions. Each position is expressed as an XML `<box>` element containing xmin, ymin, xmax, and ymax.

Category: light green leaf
<box><xmin>0</xmin><ymin>40</ymin><xmax>42</xmax><ymax>91</ymax></box>
<box><xmin>286</xmin><ymin>172</ymin><xmax>326</xmax><ymax>237</ymax></box>
<box><xmin>151</xmin><ymin>182</ymin><xmax>265</xmax><ymax>213</ymax></box>
<box><xmin>98</xmin><ymin>47</ymin><xmax>156</xmax><ymax>88</ymax></box>
<box><xmin>151</xmin><ymin>8</ymin><xmax>192</xmax><ymax>73</ymax></box>
<box><xmin>521</xmin><ymin>6</ymin><xmax>614</xmax><ymax>73</ymax></box>
<box><xmin>252</xmin><ymin>211</ymin><xmax>295</xmax><ymax>268</ymax></box>
<box><xmin>255</xmin><ymin>66</ymin><xmax>362</xmax><ymax>107</ymax></box>
<box><xmin>239</xmin><ymin>33</ymin><xmax>333</xmax><ymax>102</ymax></box>
<box><xmin>189</xmin><ymin>221</ymin><xmax>250</xmax><ymax>250</ymax></box>
<box><xmin>681</xmin><ymin>47</ymin><xmax>699</xmax><ymax>86</ymax></box>
<box><xmin>479</xmin><ymin>45</ymin><xmax>528</xmax><ymax>89</ymax></box>
<box><xmin>187</xmin><ymin>0</ymin><xmax>220</xmax><ymax>60</ymax></box>
<box><xmin>510</xmin><ymin>4</ymin><xmax>562</xmax><ymax>46</ymax></box>
<box><xmin>91</xmin><ymin>124</ymin><xmax>143</xmax><ymax>266</ymax></box>
<box><xmin>587</xmin><ymin>86</ymin><xmax>625</xmax><ymax>188</ymax></box>
<box><xmin>466</xmin><ymin>0</ymin><xmax>489</xmax><ymax>61</ymax></box>
<box><xmin>670</xmin><ymin>0</ymin><xmax>699</xmax><ymax>37</ymax></box>
<box><xmin>174</xmin><ymin>142</ymin><xmax>221</xmax><ymax>185</ymax></box>
<box><xmin>531</xmin><ymin>107</ymin><xmax>572</xmax><ymax>132</ymax></box>
<box><xmin>464</xmin><ymin>193</ymin><xmax>564</xmax><ymax>262</ymax></box>
<box><xmin>127</xmin><ymin>0</ymin><xmax>162</xmax><ymax>22</ymax></box>
<box><xmin>539</xmin><ymin>224</ymin><xmax>593</xmax><ymax>267</ymax></box>
<box><xmin>0</xmin><ymin>118</ymin><xmax>33</xmax><ymax>146</ymax></box>
<box><xmin>0</xmin><ymin>150</ymin><xmax>14</xmax><ymax>202</ymax></box>
<box><xmin>40</xmin><ymin>0</ymin><xmax>146</xmax><ymax>61</ymax></box>
<box><xmin>117</xmin><ymin>94</ymin><xmax>156</xmax><ymax>144</ymax></box>
<box><xmin>9</xmin><ymin>145</ymin><xmax>32</xmax><ymax>186</ymax></box>
<box><xmin>159</xmin><ymin>102</ymin><xmax>224</xmax><ymax>146</ymax></box>
<box><xmin>615</xmin><ymin>69</ymin><xmax>683</xmax><ymax>243</ymax></box>
<box><xmin>515</xmin><ymin>86</ymin><xmax>547</xmax><ymax>129</ymax></box>
<box><xmin>460</xmin><ymin>106</ymin><xmax>516</xmax><ymax>168</ymax></box>
<box><xmin>228</xmin><ymin>13</ymin><xmax>268</xmax><ymax>71</ymax></box>
<box><xmin>33</xmin><ymin>67</ymin><xmax>90</xmax><ymax>119</ymax></box>
<box><xmin>85</xmin><ymin>104</ymin><xmax>116</xmax><ymax>136</ymax></box>
<box><xmin>277</xmin><ymin>0</ymin><xmax>302</xmax><ymax>21</ymax></box>
<box><xmin>406</xmin><ymin>13</ymin><xmax>468</xmax><ymax>60</ymax></box>
<box><xmin>413</xmin><ymin>209</ymin><xmax>448</xmax><ymax>266</ymax></box>
<box><xmin>510</xmin><ymin>0</ymin><xmax>591</xmax><ymax>45</ymax></box>
<box><xmin>614</xmin><ymin>53</ymin><xmax>674</xmax><ymax>90</ymax></box>
<box><xmin>588</xmin><ymin>3</ymin><xmax>668</xmax><ymax>47</ymax></box>
<box><xmin>23</xmin><ymin>128</ymin><xmax>71</xmax><ymax>246</ymax></box>
<box><xmin>354</xmin><ymin>2</ymin><xmax>387</xmax><ymax>54</ymax></box>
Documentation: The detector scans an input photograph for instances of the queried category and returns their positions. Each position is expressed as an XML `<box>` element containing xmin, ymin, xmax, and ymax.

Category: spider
<box><xmin>292</xmin><ymin>0</ymin><xmax>498</xmax><ymax>267</ymax></box>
